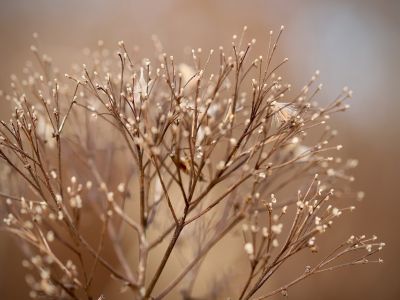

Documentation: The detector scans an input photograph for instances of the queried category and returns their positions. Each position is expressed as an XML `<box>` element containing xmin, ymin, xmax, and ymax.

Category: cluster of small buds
<box><xmin>271</xmin><ymin>223</ymin><xmax>283</xmax><ymax>235</ymax></box>
<box><xmin>3</xmin><ymin>213</ymin><xmax>16</xmax><ymax>226</ymax></box>
<box><xmin>23</xmin><ymin>253</ymin><xmax>63</xmax><ymax>298</ymax></box>
<box><xmin>0</xmin><ymin>27</ymin><xmax>384</xmax><ymax>300</ymax></box>
<box><xmin>66</xmin><ymin>176</ymin><xmax>84</xmax><ymax>209</ymax></box>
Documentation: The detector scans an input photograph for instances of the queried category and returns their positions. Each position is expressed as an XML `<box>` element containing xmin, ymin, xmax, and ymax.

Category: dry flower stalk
<box><xmin>0</xmin><ymin>26</ymin><xmax>383</xmax><ymax>300</ymax></box>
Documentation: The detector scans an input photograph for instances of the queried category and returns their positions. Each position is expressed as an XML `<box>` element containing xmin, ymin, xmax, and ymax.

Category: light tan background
<box><xmin>0</xmin><ymin>0</ymin><xmax>399</xmax><ymax>299</ymax></box>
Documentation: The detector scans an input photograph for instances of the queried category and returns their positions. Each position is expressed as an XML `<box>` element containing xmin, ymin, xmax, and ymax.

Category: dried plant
<box><xmin>0</xmin><ymin>26</ymin><xmax>384</xmax><ymax>300</ymax></box>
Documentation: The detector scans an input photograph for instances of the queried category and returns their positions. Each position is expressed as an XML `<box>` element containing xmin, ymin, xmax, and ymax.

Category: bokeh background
<box><xmin>0</xmin><ymin>0</ymin><xmax>399</xmax><ymax>299</ymax></box>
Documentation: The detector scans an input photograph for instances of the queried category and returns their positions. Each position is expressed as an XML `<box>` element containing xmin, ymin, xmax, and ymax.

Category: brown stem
<box><xmin>144</xmin><ymin>208</ymin><xmax>188</xmax><ymax>299</ymax></box>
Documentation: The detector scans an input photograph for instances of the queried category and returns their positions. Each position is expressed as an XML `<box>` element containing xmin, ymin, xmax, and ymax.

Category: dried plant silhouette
<box><xmin>0</xmin><ymin>26</ymin><xmax>384</xmax><ymax>300</ymax></box>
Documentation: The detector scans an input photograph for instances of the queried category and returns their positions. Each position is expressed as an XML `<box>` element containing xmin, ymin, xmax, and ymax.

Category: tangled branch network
<box><xmin>0</xmin><ymin>26</ymin><xmax>384</xmax><ymax>300</ymax></box>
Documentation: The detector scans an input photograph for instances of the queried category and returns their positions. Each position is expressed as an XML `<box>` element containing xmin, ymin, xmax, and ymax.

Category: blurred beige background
<box><xmin>0</xmin><ymin>0</ymin><xmax>399</xmax><ymax>299</ymax></box>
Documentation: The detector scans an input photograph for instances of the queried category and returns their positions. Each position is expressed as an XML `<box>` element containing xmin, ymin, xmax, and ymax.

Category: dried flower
<box><xmin>0</xmin><ymin>26</ymin><xmax>383</xmax><ymax>300</ymax></box>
